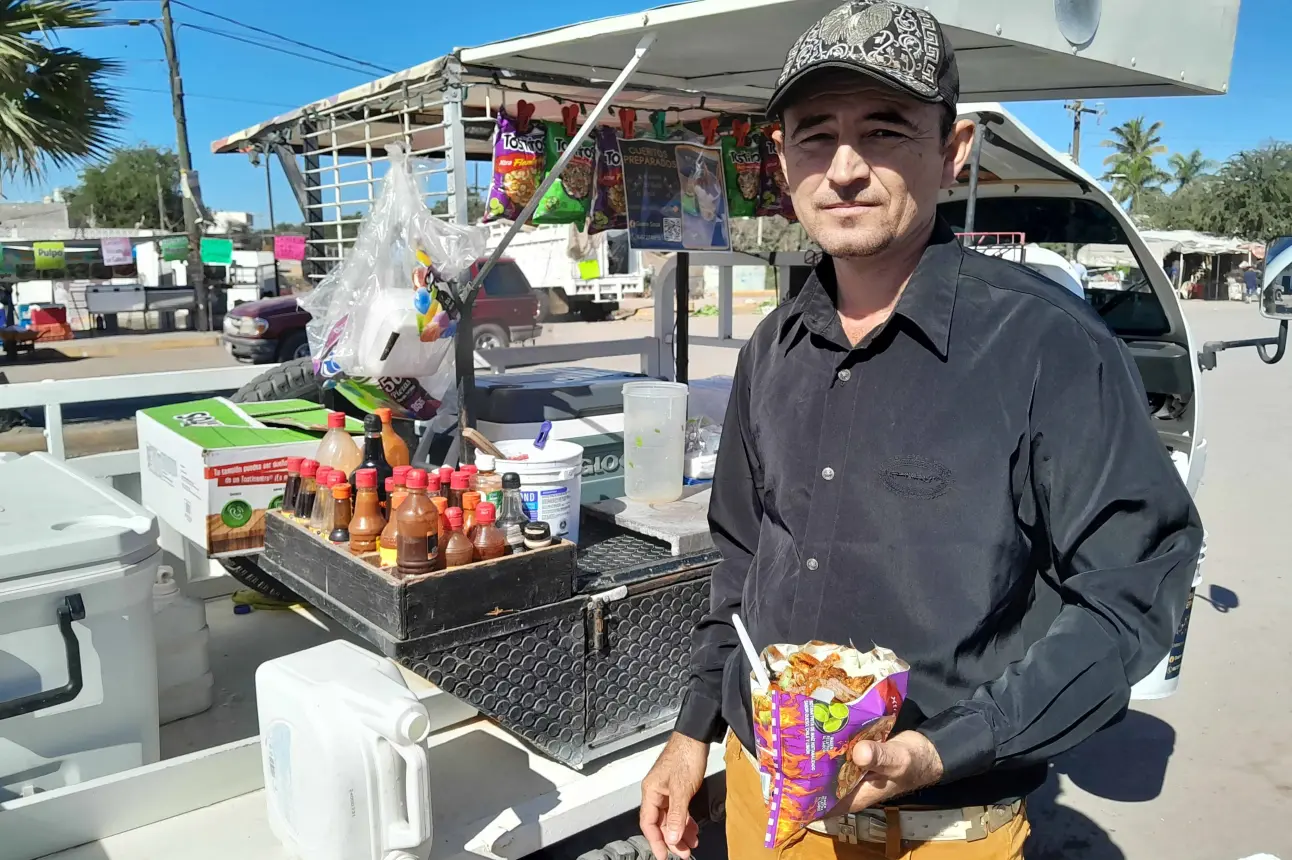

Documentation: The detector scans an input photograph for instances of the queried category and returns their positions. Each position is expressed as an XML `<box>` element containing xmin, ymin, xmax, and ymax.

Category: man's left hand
<box><xmin>845</xmin><ymin>731</ymin><xmax>945</xmax><ymax>812</ymax></box>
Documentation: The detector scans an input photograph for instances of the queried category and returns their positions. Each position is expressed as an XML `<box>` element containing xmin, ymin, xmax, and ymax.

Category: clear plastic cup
<box><xmin>622</xmin><ymin>381</ymin><xmax>689</xmax><ymax>503</ymax></box>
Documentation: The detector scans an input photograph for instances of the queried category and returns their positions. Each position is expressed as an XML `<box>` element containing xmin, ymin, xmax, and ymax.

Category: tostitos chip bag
<box><xmin>588</xmin><ymin>109</ymin><xmax>636</xmax><ymax>235</ymax></box>
<box><xmin>751</xmin><ymin>642</ymin><xmax>909</xmax><ymax>848</ymax></box>
<box><xmin>755</xmin><ymin>123</ymin><xmax>797</xmax><ymax>222</ymax></box>
<box><xmin>722</xmin><ymin>119</ymin><xmax>761</xmax><ymax>219</ymax></box>
<box><xmin>483</xmin><ymin>102</ymin><xmax>546</xmax><ymax>223</ymax></box>
<box><xmin>533</xmin><ymin>106</ymin><xmax>598</xmax><ymax>226</ymax></box>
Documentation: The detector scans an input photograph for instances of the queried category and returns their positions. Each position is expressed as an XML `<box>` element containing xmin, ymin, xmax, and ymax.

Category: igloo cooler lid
<box><xmin>473</xmin><ymin>368</ymin><xmax>649</xmax><ymax>424</ymax></box>
<box><xmin>0</xmin><ymin>453</ymin><xmax>158</xmax><ymax>584</ymax></box>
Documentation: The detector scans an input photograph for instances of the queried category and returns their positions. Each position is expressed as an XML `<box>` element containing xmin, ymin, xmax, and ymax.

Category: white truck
<box><xmin>484</xmin><ymin>222</ymin><xmax>648</xmax><ymax>322</ymax></box>
<box><xmin>1</xmin><ymin>1</ymin><xmax>1254</xmax><ymax>859</ymax></box>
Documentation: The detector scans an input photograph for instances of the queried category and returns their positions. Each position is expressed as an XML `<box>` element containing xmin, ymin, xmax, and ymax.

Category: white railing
<box><xmin>0</xmin><ymin>365</ymin><xmax>276</xmax><ymax>463</ymax></box>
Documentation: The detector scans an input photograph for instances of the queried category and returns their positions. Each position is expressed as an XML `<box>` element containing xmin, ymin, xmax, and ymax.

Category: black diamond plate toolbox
<box><xmin>259</xmin><ymin>515</ymin><xmax>719</xmax><ymax>769</ymax></box>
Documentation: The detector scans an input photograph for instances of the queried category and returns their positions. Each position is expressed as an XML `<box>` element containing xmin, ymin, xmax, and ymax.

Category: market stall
<box><xmin>0</xmin><ymin>4</ymin><xmax>1235</xmax><ymax>860</ymax></box>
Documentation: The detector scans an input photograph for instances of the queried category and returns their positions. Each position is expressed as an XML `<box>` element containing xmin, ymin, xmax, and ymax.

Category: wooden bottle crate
<box><xmin>261</xmin><ymin>510</ymin><xmax>576</xmax><ymax>640</ymax></box>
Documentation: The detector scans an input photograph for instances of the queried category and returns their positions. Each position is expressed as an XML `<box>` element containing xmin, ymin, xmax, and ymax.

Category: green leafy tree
<box><xmin>1168</xmin><ymin>149</ymin><xmax>1216</xmax><ymax>190</ymax></box>
<box><xmin>65</xmin><ymin>145</ymin><xmax>183</xmax><ymax>228</ymax></box>
<box><xmin>1198</xmin><ymin>143</ymin><xmax>1292</xmax><ymax>240</ymax></box>
<box><xmin>0</xmin><ymin>0</ymin><xmax>122</xmax><ymax>182</ymax></box>
<box><xmin>1101</xmin><ymin>117</ymin><xmax>1169</xmax><ymax>213</ymax></box>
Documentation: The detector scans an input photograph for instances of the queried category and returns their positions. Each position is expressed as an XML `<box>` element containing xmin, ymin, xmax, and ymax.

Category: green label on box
<box><xmin>221</xmin><ymin>499</ymin><xmax>254</xmax><ymax>528</ymax></box>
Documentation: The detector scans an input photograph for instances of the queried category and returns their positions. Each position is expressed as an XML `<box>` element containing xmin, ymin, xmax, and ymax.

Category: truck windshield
<box><xmin>939</xmin><ymin>197</ymin><xmax>1171</xmax><ymax>338</ymax></box>
<box><xmin>484</xmin><ymin>262</ymin><xmax>532</xmax><ymax>298</ymax></box>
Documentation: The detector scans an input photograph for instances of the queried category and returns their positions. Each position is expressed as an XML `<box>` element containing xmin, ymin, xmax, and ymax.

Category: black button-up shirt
<box><xmin>676</xmin><ymin>222</ymin><xmax>1202</xmax><ymax>807</ymax></box>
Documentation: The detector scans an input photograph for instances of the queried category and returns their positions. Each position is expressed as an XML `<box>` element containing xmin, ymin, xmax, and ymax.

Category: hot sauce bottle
<box><xmin>328</xmin><ymin>482</ymin><xmax>352</xmax><ymax>545</ymax></box>
<box><xmin>431</xmin><ymin>496</ymin><xmax>450</xmax><ymax>570</ymax></box>
<box><xmin>348</xmin><ymin>468</ymin><xmax>386</xmax><ymax>555</ymax></box>
<box><xmin>395</xmin><ymin>468</ymin><xmax>439</xmax><ymax>578</ymax></box>
<box><xmin>471</xmin><ymin>502</ymin><xmax>507</xmax><ymax>562</ymax></box>
<box><xmin>281</xmin><ymin>456</ymin><xmax>304</xmax><ymax>514</ymax></box>
<box><xmin>294</xmin><ymin>459</ymin><xmax>319</xmax><ymax>520</ymax></box>
<box><xmin>461</xmin><ymin>491</ymin><xmax>481</xmax><ymax>540</ymax></box>
<box><xmin>442</xmin><ymin>507</ymin><xmax>474</xmax><ymax>569</ymax></box>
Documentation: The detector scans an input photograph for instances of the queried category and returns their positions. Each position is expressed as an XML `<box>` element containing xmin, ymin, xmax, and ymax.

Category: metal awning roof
<box><xmin>459</xmin><ymin>0</ymin><xmax>1240</xmax><ymax>102</ymax></box>
<box><xmin>212</xmin><ymin>0</ymin><xmax>1240</xmax><ymax>156</ymax></box>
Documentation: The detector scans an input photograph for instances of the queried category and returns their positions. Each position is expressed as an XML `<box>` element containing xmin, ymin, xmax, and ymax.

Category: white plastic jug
<box><xmin>256</xmin><ymin>641</ymin><xmax>432</xmax><ymax>860</ymax></box>
<box><xmin>152</xmin><ymin>566</ymin><xmax>213</xmax><ymax>724</ymax></box>
<box><xmin>623</xmin><ymin>381</ymin><xmax>689</xmax><ymax>503</ymax></box>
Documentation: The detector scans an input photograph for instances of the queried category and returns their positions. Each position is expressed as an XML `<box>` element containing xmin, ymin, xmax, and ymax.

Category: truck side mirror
<box><xmin>1260</xmin><ymin>236</ymin><xmax>1292</xmax><ymax>321</ymax></box>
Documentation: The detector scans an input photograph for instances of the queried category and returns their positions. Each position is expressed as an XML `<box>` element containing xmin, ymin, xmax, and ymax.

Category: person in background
<box><xmin>0</xmin><ymin>278</ymin><xmax>15</xmax><ymax>329</ymax></box>
<box><xmin>639</xmin><ymin>2</ymin><xmax>1202</xmax><ymax>859</ymax></box>
<box><xmin>1241</xmin><ymin>260</ymin><xmax>1259</xmax><ymax>301</ymax></box>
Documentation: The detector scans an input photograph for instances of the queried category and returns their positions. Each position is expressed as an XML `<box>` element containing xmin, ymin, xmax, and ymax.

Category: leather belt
<box><xmin>741</xmin><ymin>745</ymin><xmax>1021</xmax><ymax>844</ymax></box>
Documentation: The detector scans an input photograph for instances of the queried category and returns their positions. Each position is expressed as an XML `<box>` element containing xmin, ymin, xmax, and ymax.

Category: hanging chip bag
<box><xmin>752</xmin><ymin>642</ymin><xmax>909</xmax><ymax>848</ymax></box>
<box><xmin>533</xmin><ymin>106</ymin><xmax>598</xmax><ymax>226</ymax></box>
<box><xmin>723</xmin><ymin>119</ymin><xmax>761</xmax><ymax>219</ymax></box>
<box><xmin>756</xmin><ymin>124</ymin><xmax>796</xmax><ymax>222</ymax></box>
<box><xmin>483</xmin><ymin>102</ymin><xmax>546</xmax><ymax>223</ymax></box>
<box><xmin>589</xmin><ymin>109</ymin><xmax>636</xmax><ymax>235</ymax></box>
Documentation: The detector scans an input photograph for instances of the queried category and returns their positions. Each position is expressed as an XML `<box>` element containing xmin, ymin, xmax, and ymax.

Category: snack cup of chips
<box><xmin>750</xmin><ymin>643</ymin><xmax>909</xmax><ymax>848</ymax></box>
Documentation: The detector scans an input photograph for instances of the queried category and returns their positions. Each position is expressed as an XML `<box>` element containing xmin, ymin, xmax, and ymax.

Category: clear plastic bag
<box><xmin>300</xmin><ymin>144</ymin><xmax>487</xmax><ymax>382</ymax></box>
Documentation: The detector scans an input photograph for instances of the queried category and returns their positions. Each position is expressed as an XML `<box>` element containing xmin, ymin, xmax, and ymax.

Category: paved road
<box><xmin>1026</xmin><ymin>301</ymin><xmax>1291</xmax><ymax>860</ymax></box>
<box><xmin>2</xmin><ymin>302</ymin><xmax>1290</xmax><ymax>858</ymax></box>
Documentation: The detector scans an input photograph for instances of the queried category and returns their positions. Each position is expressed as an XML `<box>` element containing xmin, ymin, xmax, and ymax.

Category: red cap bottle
<box><xmin>462</xmin><ymin>464</ymin><xmax>479</xmax><ymax>477</ymax></box>
<box><xmin>327</xmin><ymin>411</ymin><xmax>346</xmax><ymax>429</ymax></box>
<box><xmin>406</xmin><ymin>468</ymin><xmax>428</xmax><ymax>489</ymax></box>
<box><xmin>286</xmin><ymin>456</ymin><xmax>304</xmax><ymax>472</ymax></box>
<box><xmin>450</xmin><ymin>471</ymin><xmax>471</xmax><ymax>490</ymax></box>
<box><xmin>446</xmin><ymin>507</ymin><xmax>464</xmax><ymax>529</ymax></box>
<box><xmin>331</xmin><ymin>470</ymin><xmax>347</xmax><ymax>486</ymax></box>
<box><xmin>427</xmin><ymin>470</ymin><xmax>442</xmax><ymax>493</ymax></box>
<box><xmin>393</xmin><ymin>465</ymin><xmax>412</xmax><ymax>487</ymax></box>
<box><xmin>437</xmin><ymin>466</ymin><xmax>453</xmax><ymax>486</ymax></box>
<box><xmin>355</xmin><ymin>468</ymin><xmax>378</xmax><ymax>489</ymax></box>
<box><xmin>300</xmin><ymin>459</ymin><xmax>318</xmax><ymax>478</ymax></box>
<box><xmin>476</xmin><ymin>502</ymin><xmax>496</xmax><ymax>523</ymax></box>
<box><xmin>385</xmin><ymin>476</ymin><xmax>396</xmax><ymax>494</ymax></box>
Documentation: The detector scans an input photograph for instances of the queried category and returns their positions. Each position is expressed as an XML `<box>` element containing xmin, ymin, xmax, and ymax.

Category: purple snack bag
<box><xmin>483</xmin><ymin>105</ymin><xmax>546</xmax><ymax>223</ymax></box>
<box><xmin>751</xmin><ymin>643</ymin><xmax>909</xmax><ymax>848</ymax></box>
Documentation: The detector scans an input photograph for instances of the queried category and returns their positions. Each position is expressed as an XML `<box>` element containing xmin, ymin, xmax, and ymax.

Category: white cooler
<box><xmin>0</xmin><ymin>453</ymin><xmax>162</xmax><ymax>799</ymax></box>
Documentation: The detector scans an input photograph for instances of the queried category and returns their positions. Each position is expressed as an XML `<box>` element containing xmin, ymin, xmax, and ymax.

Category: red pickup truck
<box><xmin>222</xmin><ymin>258</ymin><xmax>543</xmax><ymax>364</ymax></box>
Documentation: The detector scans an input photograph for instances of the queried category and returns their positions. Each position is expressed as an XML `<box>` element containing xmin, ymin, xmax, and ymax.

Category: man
<box><xmin>1241</xmin><ymin>260</ymin><xmax>1259</xmax><ymax>301</ymax></box>
<box><xmin>639</xmin><ymin>3</ymin><xmax>1202</xmax><ymax>859</ymax></box>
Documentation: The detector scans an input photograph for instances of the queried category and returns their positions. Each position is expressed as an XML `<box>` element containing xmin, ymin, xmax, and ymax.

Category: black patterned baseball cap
<box><xmin>766</xmin><ymin>0</ymin><xmax>960</xmax><ymax>117</ymax></box>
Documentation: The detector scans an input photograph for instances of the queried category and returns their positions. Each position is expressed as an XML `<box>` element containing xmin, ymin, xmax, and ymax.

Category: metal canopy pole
<box><xmin>675</xmin><ymin>253</ymin><xmax>689</xmax><ymax>384</ymax></box>
<box><xmin>454</xmin><ymin>32</ymin><xmax>658</xmax><ymax>454</ymax></box>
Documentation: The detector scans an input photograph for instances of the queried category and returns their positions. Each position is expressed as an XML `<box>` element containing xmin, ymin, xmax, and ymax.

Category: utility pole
<box><xmin>155</xmin><ymin>173</ymin><xmax>168</xmax><ymax>231</ymax></box>
<box><xmin>262</xmin><ymin>149</ymin><xmax>282</xmax><ymax>296</ymax></box>
<box><xmin>160</xmin><ymin>0</ymin><xmax>208</xmax><ymax>330</ymax></box>
<box><xmin>1064</xmin><ymin>100</ymin><xmax>1104</xmax><ymax>164</ymax></box>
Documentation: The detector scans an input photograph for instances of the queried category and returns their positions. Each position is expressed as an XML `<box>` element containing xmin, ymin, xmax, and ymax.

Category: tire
<box><xmin>473</xmin><ymin>323</ymin><xmax>509</xmax><ymax>351</ymax></box>
<box><xmin>537</xmin><ymin>288</ymin><xmax>570</xmax><ymax>321</ymax></box>
<box><xmin>276</xmin><ymin>330</ymin><xmax>312</xmax><ymax>363</ymax></box>
<box><xmin>230</xmin><ymin>357</ymin><xmax>323</xmax><ymax>404</ymax></box>
<box><xmin>219</xmin><ymin>554</ymin><xmax>300</xmax><ymax>604</ymax></box>
<box><xmin>576</xmin><ymin>301</ymin><xmax>615</xmax><ymax>322</ymax></box>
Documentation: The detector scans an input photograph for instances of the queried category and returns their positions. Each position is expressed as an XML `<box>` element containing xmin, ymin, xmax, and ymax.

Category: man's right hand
<box><xmin>639</xmin><ymin>732</ymin><xmax>709</xmax><ymax>860</ymax></box>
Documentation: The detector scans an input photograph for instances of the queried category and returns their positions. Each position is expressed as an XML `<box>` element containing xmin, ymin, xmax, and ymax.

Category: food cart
<box><xmin>4</xmin><ymin>2</ymin><xmax>1241</xmax><ymax>859</ymax></box>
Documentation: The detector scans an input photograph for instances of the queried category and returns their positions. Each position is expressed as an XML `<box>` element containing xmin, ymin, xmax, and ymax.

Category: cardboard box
<box><xmin>138</xmin><ymin>398</ymin><xmax>362</xmax><ymax>558</ymax></box>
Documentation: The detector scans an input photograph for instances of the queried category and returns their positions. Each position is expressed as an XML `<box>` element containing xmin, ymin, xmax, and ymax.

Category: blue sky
<box><xmin>12</xmin><ymin>0</ymin><xmax>1285</xmax><ymax>226</ymax></box>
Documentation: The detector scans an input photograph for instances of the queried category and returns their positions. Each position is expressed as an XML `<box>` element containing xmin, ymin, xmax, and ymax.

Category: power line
<box><xmin>170</xmin><ymin>0</ymin><xmax>394</xmax><ymax>76</ymax></box>
<box><xmin>118</xmin><ymin>84</ymin><xmax>296</xmax><ymax>109</ymax></box>
<box><xmin>179</xmin><ymin>22</ymin><xmax>383</xmax><ymax>77</ymax></box>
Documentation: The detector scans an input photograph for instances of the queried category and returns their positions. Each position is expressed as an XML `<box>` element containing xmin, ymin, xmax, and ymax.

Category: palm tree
<box><xmin>1101</xmin><ymin>117</ymin><xmax>1169</xmax><ymax>213</ymax></box>
<box><xmin>1104</xmin><ymin>153</ymin><xmax>1170</xmax><ymax>213</ymax></box>
<box><xmin>1168</xmin><ymin>149</ymin><xmax>1216</xmax><ymax>190</ymax></box>
<box><xmin>0</xmin><ymin>1</ymin><xmax>122</xmax><ymax>183</ymax></box>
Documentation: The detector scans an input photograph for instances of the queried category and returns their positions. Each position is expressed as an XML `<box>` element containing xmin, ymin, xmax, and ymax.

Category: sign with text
<box><xmin>160</xmin><ymin>236</ymin><xmax>189</xmax><ymax>262</ymax></box>
<box><xmin>200</xmin><ymin>237</ymin><xmax>234</xmax><ymax>266</ymax></box>
<box><xmin>33</xmin><ymin>241</ymin><xmax>65</xmax><ymax>270</ymax></box>
<box><xmin>101</xmin><ymin>236</ymin><xmax>134</xmax><ymax>267</ymax></box>
<box><xmin>274</xmin><ymin>234</ymin><xmax>306</xmax><ymax>261</ymax></box>
<box><xmin>618</xmin><ymin>138</ymin><xmax>730</xmax><ymax>251</ymax></box>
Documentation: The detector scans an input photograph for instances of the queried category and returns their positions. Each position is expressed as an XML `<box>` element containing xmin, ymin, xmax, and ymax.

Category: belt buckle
<box><xmin>963</xmin><ymin>806</ymin><xmax>990</xmax><ymax>842</ymax></box>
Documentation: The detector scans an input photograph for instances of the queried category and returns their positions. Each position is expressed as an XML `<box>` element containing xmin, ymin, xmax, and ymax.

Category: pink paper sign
<box><xmin>101</xmin><ymin>236</ymin><xmax>134</xmax><ymax>267</ymax></box>
<box><xmin>274</xmin><ymin>234</ymin><xmax>306</xmax><ymax>261</ymax></box>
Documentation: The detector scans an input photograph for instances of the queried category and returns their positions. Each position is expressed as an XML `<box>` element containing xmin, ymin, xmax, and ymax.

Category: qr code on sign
<box><xmin>663</xmin><ymin>218</ymin><xmax>682</xmax><ymax>243</ymax></box>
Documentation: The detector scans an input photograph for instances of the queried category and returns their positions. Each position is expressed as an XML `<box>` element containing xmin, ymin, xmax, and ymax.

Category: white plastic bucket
<box><xmin>495</xmin><ymin>439</ymin><xmax>584</xmax><ymax>544</ymax></box>
<box><xmin>1131</xmin><ymin>535</ymin><xmax>1206</xmax><ymax>700</ymax></box>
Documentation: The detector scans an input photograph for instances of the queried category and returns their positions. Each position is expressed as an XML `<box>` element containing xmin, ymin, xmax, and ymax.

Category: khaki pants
<box><xmin>724</xmin><ymin>736</ymin><xmax>1029</xmax><ymax>860</ymax></box>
